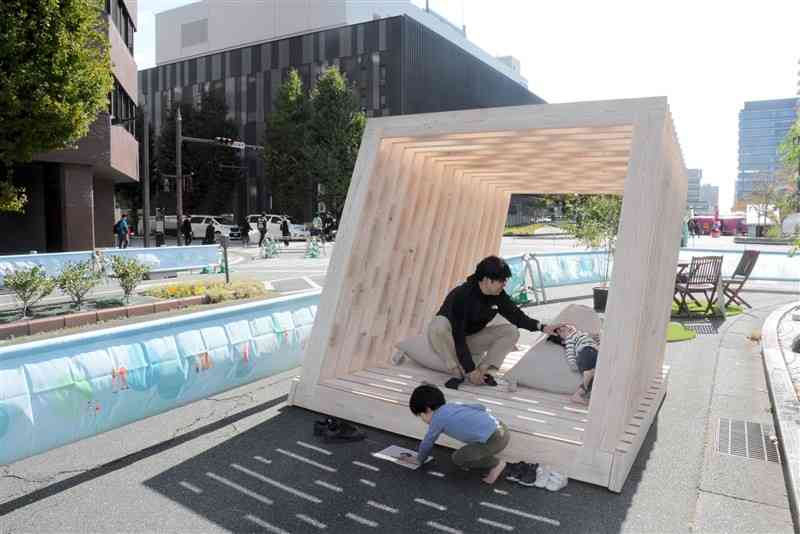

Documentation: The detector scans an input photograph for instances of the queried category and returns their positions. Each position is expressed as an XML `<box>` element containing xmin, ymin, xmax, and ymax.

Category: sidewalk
<box><xmin>0</xmin><ymin>291</ymin><xmax>795</xmax><ymax>532</ymax></box>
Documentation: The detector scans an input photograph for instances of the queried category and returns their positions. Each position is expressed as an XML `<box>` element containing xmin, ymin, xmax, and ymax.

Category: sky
<box><xmin>134</xmin><ymin>0</ymin><xmax>800</xmax><ymax>214</ymax></box>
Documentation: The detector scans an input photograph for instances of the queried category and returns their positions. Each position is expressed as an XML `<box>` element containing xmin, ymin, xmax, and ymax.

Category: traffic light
<box><xmin>215</xmin><ymin>137</ymin><xmax>236</xmax><ymax>145</ymax></box>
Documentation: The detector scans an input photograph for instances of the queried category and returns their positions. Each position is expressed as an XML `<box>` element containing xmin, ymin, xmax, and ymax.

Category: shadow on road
<box><xmin>142</xmin><ymin>405</ymin><xmax>658</xmax><ymax>533</ymax></box>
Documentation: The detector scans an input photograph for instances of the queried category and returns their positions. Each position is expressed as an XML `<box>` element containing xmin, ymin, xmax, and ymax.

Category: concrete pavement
<box><xmin>1</xmin><ymin>288</ymin><xmax>796</xmax><ymax>533</ymax></box>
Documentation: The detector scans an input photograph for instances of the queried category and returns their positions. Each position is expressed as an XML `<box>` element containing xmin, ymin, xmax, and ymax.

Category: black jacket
<box><xmin>436</xmin><ymin>275</ymin><xmax>543</xmax><ymax>373</ymax></box>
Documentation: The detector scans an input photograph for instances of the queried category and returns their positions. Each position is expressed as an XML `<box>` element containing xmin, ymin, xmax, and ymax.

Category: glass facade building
<box><xmin>139</xmin><ymin>15</ymin><xmax>544</xmax><ymax>218</ymax></box>
<box><xmin>736</xmin><ymin>98</ymin><xmax>799</xmax><ymax>201</ymax></box>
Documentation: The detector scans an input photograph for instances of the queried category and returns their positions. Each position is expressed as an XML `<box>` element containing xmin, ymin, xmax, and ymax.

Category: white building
<box><xmin>154</xmin><ymin>0</ymin><xmax>528</xmax><ymax>89</ymax></box>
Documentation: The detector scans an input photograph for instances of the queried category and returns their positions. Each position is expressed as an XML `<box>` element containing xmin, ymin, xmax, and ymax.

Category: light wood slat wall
<box><xmin>291</xmin><ymin>97</ymin><xmax>687</xmax><ymax>491</ymax></box>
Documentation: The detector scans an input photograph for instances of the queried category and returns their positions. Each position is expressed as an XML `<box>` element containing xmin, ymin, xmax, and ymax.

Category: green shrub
<box><xmin>57</xmin><ymin>260</ymin><xmax>103</xmax><ymax>309</ymax></box>
<box><xmin>3</xmin><ymin>266</ymin><xmax>56</xmax><ymax>318</ymax></box>
<box><xmin>110</xmin><ymin>256</ymin><xmax>149</xmax><ymax>303</ymax></box>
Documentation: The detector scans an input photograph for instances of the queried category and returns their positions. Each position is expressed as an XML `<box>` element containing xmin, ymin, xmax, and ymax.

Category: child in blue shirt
<box><xmin>407</xmin><ymin>384</ymin><xmax>510</xmax><ymax>484</ymax></box>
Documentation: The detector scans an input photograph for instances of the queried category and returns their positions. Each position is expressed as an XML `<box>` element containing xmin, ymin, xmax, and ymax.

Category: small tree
<box><xmin>306</xmin><ymin>67</ymin><xmax>366</xmax><ymax>221</ymax></box>
<box><xmin>110</xmin><ymin>256</ymin><xmax>149</xmax><ymax>303</ymax></box>
<box><xmin>3</xmin><ymin>266</ymin><xmax>56</xmax><ymax>318</ymax></box>
<box><xmin>264</xmin><ymin>69</ymin><xmax>311</xmax><ymax>220</ymax></box>
<box><xmin>57</xmin><ymin>260</ymin><xmax>103</xmax><ymax>309</ymax></box>
<box><xmin>566</xmin><ymin>195</ymin><xmax>623</xmax><ymax>286</ymax></box>
<box><xmin>0</xmin><ymin>0</ymin><xmax>113</xmax><ymax>213</ymax></box>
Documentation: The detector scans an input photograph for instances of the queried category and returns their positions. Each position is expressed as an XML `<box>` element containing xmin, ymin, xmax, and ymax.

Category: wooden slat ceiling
<box><xmin>379</xmin><ymin>125</ymin><xmax>634</xmax><ymax>194</ymax></box>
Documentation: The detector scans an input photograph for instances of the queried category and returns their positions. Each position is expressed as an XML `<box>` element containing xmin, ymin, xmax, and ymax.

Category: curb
<box><xmin>762</xmin><ymin>301</ymin><xmax>800</xmax><ymax>532</ymax></box>
<box><xmin>0</xmin><ymin>295</ymin><xmax>208</xmax><ymax>341</ymax></box>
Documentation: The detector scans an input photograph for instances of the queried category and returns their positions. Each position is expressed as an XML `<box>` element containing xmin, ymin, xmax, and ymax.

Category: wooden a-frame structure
<box><xmin>289</xmin><ymin>97</ymin><xmax>687</xmax><ymax>492</ymax></box>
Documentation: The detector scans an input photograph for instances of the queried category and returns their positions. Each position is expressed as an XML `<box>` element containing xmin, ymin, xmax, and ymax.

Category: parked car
<box><xmin>246</xmin><ymin>214</ymin><xmax>309</xmax><ymax>242</ymax></box>
<box><xmin>189</xmin><ymin>215</ymin><xmax>242</xmax><ymax>241</ymax></box>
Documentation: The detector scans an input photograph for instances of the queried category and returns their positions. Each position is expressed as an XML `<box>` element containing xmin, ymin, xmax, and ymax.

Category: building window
<box><xmin>106</xmin><ymin>0</ymin><xmax>134</xmax><ymax>53</ymax></box>
<box><xmin>109</xmin><ymin>78</ymin><xmax>135</xmax><ymax>134</ymax></box>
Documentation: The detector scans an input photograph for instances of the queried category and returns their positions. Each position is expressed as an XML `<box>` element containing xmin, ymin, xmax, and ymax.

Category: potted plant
<box><xmin>566</xmin><ymin>195</ymin><xmax>622</xmax><ymax>312</ymax></box>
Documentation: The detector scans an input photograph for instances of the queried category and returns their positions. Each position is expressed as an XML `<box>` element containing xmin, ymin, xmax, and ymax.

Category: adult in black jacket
<box><xmin>429</xmin><ymin>256</ymin><xmax>558</xmax><ymax>386</ymax></box>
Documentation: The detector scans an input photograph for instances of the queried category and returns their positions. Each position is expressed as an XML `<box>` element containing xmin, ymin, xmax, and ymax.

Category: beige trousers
<box><xmin>427</xmin><ymin>315</ymin><xmax>519</xmax><ymax>376</ymax></box>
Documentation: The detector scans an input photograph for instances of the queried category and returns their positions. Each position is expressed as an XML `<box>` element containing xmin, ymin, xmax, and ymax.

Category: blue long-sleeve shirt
<box><xmin>417</xmin><ymin>403</ymin><xmax>501</xmax><ymax>465</ymax></box>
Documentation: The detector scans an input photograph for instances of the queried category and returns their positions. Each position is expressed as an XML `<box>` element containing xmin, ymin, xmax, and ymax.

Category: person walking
<box><xmin>181</xmin><ymin>215</ymin><xmax>193</xmax><ymax>245</ymax></box>
<box><xmin>240</xmin><ymin>214</ymin><xmax>251</xmax><ymax>248</ymax></box>
<box><xmin>280</xmin><ymin>216</ymin><xmax>291</xmax><ymax>247</ymax></box>
<box><xmin>114</xmin><ymin>214</ymin><xmax>129</xmax><ymax>249</ymax></box>
<box><xmin>257</xmin><ymin>213</ymin><xmax>267</xmax><ymax>247</ymax></box>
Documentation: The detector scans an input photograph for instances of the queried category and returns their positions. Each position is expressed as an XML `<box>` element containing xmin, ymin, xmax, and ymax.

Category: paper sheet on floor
<box><xmin>373</xmin><ymin>445</ymin><xmax>433</xmax><ymax>470</ymax></box>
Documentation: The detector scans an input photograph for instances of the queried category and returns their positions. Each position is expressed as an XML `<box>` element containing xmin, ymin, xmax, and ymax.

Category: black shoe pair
<box><xmin>313</xmin><ymin>416</ymin><xmax>366</xmax><ymax>443</ymax></box>
<box><xmin>504</xmin><ymin>461</ymin><xmax>538</xmax><ymax>487</ymax></box>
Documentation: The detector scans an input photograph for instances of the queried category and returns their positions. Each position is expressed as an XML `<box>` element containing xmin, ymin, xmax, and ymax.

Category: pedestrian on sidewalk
<box><xmin>280</xmin><ymin>216</ymin><xmax>291</xmax><ymax>247</ymax></box>
<box><xmin>181</xmin><ymin>215</ymin><xmax>193</xmax><ymax>245</ymax></box>
<box><xmin>114</xmin><ymin>214</ymin><xmax>129</xmax><ymax>249</ymax></box>
<box><xmin>257</xmin><ymin>213</ymin><xmax>267</xmax><ymax>247</ymax></box>
<box><xmin>240</xmin><ymin>214</ymin><xmax>251</xmax><ymax>247</ymax></box>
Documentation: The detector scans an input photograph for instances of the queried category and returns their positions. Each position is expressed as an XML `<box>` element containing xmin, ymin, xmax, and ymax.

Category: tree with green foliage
<box><xmin>3</xmin><ymin>266</ymin><xmax>57</xmax><ymax>318</ymax></box>
<box><xmin>0</xmin><ymin>0</ymin><xmax>113</xmax><ymax>213</ymax></box>
<box><xmin>57</xmin><ymin>260</ymin><xmax>103</xmax><ymax>309</ymax></box>
<box><xmin>264</xmin><ymin>70</ymin><xmax>311</xmax><ymax>220</ymax></box>
<box><xmin>565</xmin><ymin>195</ymin><xmax>623</xmax><ymax>285</ymax></box>
<box><xmin>780</xmin><ymin>118</ymin><xmax>800</xmax><ymax>180</ymax></box>
<box><xmin>110</xmin><ymin>256</ymin><xmax>149</xmax><ymax>303</ymax></box>
<box><xmin>306</xmin><ymin>68</ymin><xmax>366</xmax><ymax>221</ymax></box>
<box><xmin>156</xmin><ymin>92</ymin><xmax>241</xmax><ymax>215</ymax></box>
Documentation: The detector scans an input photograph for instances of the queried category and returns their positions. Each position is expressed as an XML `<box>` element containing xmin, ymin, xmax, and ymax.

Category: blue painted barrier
<box><xmin>0</xmin><ymin>246</ymin><xmax>220</xmax><ymax>286</ymax></box>
<box><xmin>530</xmin><ymin>250</ymin><xmax>611</xmax><ymax>288</ymax></box>
<box><xmin>0</xmin><ymin>291</ymin><xmax>319</xmax><ymax>465</ymax></box>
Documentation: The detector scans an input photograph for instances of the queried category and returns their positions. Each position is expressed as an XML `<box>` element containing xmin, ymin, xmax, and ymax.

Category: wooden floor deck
<box><xmin>305</xmin><ymin>353</ymin><xmax>669</xmax><ymax>490</ymax></box>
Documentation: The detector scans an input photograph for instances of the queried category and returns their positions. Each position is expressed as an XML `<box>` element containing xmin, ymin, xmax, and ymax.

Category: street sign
<box><xmin>231</xmin><ymin>141</ymin><xmax>245</xmax><ymax>150</ymax></box>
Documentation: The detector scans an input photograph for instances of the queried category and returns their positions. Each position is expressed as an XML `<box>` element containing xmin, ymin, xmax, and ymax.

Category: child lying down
<box><xmin>548</xmin><ymin>324</ymin><xmax>600</xmax><ymax>405</ymax></box>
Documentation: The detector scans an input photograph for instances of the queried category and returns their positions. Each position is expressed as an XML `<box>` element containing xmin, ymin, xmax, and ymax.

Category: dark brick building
<box><xmin>139</xmin><ymin>14</ymin><xmax>545</xmax><ymax>219</ymax></box>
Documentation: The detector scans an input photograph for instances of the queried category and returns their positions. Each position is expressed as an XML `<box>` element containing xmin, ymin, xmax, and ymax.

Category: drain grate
<box><xmin>684</xmin><ymin>322</ymin><xmax>719</xmax><ymax>335</ymax></box>
<box><xmin>717</xmin><ymin>418</ymin><xmax>780</xmax><ymax>463</ymax></box>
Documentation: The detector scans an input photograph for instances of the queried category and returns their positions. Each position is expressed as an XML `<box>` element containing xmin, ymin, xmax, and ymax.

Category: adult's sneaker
<box><xmin>533</xmin><ymin>465</ymin><xmax>550</xmax><ymax>488</ymax></box>
<box><xmin>504</xmin><ymin>461</ymin><xmax>525</xmax><ymax>482</ymax></box>
<box><xmin>314</xmin><ymin>417</ymin><xmax>366</xmax><ymax>443</ymax></box>
<box><xmin>515</xmin><ymin>463</ymin><xmax>539</xmax><ymax>487</ymax></box>
<box><xmin>545</xmin><ymin>471</ymin><xmax>568</xmax><ymax>492</ymax></box>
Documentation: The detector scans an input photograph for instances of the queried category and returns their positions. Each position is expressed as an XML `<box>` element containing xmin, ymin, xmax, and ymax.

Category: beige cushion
<box><xmin>396</xmin><ymin>334</ymin><xmax>451</xmax><ymax>373</ymax></box>
<box><xmin>504</xmin><ymin>304</ymin><xmax>601</xmax><ymax>394</ymax></box>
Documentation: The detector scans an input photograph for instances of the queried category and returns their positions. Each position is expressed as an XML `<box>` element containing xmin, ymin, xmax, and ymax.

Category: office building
<box><xmin>736</xmin><ymin>98</ymin><xmax>798</xmax><ymax>202</ymax></box>
<box><xmin>139</xmin><ymin>0</ymin><xmax>544</xmax><ymax>219</ymax></box>
<box><xmin>699</xmin><ymin>184</ymin><xmax>719</xmax><ymax>215</ymax></box>
<box><xmin>687</xmin><ymin>168</ymin><xmax>701</xmax><ymax>206</ymax></box>
<box><xmin>0</xmin><ymin>0</ymin><xmax>139</xmax><ymax>254</ymax></box>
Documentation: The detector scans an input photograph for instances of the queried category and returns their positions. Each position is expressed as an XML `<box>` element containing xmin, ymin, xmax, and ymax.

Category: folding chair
<box><xmin>674</xmin><ymin>256</ymin><xmax>723</xmax><ymax>315</ymax></box>
<box><xmin>722</xmin><ymin>250</ymin><xmax>759</xmax><ymax>309</ymax></box>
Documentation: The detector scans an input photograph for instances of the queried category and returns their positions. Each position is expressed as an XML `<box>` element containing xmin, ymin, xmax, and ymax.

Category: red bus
<box><xmin>691</xmin><ymin>216</ymin><xmax>745</xmax><ymax>236</ymax></box>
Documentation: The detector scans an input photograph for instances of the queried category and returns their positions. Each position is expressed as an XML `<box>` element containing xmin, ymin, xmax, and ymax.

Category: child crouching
<box><xmin>408</xmin><ymin>384</ymin><xmax>509</xmax><ymax>484</ymax></box>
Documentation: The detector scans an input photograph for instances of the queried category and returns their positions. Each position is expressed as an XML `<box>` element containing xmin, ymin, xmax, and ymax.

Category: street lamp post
<box><xmin>143</xmin><ymin>110</ymin><xmax>151</xmax><ymax>248</ymax></box>
<box><xmin>176</xmin><ymin>108</ymin><xmax>183</xmax><ymax>246</ymax></box>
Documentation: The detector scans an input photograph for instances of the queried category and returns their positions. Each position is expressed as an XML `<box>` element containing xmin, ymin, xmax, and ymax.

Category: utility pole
<box><xmin>176</xmin><ymin>107</ymin><xmax>183</xmax><ymax>246</ymax></box>
<box><xmin>142</xmin><ymin>110</ymin><xmax>151</xmax><ymax>247</ymax></box>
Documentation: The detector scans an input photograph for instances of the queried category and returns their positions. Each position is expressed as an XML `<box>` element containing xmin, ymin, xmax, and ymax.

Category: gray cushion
<box><xmin>504</xmin><ymin>340</ymin><xmax>582</xmax><ymax>394</ymax></box>
<box><xmin>504</xmin><ymin>304</ymin><xmax>601</xmax><ymax>394</ymax></box>
<box><xmin>396</xmin><ymin>334</ymin><xmax>451</xmax><ymax>373</ymax></box>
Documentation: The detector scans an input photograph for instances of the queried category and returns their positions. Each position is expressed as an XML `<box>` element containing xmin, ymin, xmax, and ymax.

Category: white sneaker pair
<box><xmin>533</xmin><ymin>465</ymin><xmax>569</xmax><ymax>491</ymax></box>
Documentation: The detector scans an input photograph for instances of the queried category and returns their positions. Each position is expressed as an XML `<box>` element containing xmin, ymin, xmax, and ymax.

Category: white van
<box><xmin>189</xmin><ymin>215</ymin><xmax>242</xmax><ymax>240</ymax></box>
